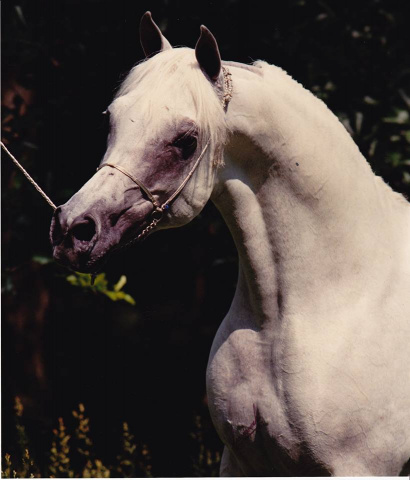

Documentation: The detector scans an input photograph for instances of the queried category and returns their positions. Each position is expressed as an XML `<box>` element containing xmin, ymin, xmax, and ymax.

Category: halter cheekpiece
<box><xmin>96</xmin><ymin>66</ymin><xmax>233</xmax><ymax>245</ymax></box>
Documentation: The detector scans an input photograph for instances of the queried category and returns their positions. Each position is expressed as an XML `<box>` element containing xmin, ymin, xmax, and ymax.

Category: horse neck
<box><xmin>212</xmin><ymin>63</ymin><xmax>407</xmax><ymax>329</ymax></box>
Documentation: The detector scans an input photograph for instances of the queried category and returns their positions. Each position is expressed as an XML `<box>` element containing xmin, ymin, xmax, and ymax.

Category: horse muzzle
<box><xmin>50</xmin><ymin>198</ymin><xmax>154</xmax><ymax>273</ymax></box>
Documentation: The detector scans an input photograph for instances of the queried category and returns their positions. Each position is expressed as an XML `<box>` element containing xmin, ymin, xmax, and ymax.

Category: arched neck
<box><xmin>212</xmin><ymin>62</ymin><xmax>403</xmax><ymax>330</ymax></box>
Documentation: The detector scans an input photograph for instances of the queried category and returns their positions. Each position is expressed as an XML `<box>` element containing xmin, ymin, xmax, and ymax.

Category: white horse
<box><xmin>50</xmin><ymin>12</ymin><xmax>410</xmax><ymax>476</ymax></box>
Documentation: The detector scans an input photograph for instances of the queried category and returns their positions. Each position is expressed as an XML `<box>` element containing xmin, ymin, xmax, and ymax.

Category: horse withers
<box><xmin>50</xmin><ymin>12</ymin><xmax>410</xmax><ymax>476</ymax></box>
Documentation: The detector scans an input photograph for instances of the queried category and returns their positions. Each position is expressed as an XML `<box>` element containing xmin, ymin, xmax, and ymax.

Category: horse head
<box><xmin>50</xmin><ymin>12</ymin><xmax>229</xmax><ymax>273</ymax></box>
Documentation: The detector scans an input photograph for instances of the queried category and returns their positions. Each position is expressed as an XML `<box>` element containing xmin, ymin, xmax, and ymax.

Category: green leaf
<box><xmin>66</xmin><ymin>275</ymin><xmax>78</xmax><ymax>286</ymax></box>
<box><xmin>32</xmin><ymin>255</ymin><xmax>53</xmax><ymax>265</ymax></box>
<box><xmin>103</xmin><ymin>291</ymin><xmax>118</xmax><ymax>302</ymax></box>
<box><xmin>363</xmin><ymin>96</ymin><xmax>378</xmax><ymax>105</ymax></box>
<box><xmin>14</xmin><ymin>5</ymin><xmax>27</xmax><ymax>26</ymax></box>
<box><xmin>383</xmin><ymin>109</ymin><xmax>409</xmax><ymax>124</ymax></box>
<box><xmin>387</xmin><ymin>152</ymin><xmax>402</xmax><ymax>167</ymax></box>
<box><xmin>122</xmin><ymin>294</ymin><xmax>136</xmax><ymax>306</ymax></box>
<box><xmin>403</xmin><ymin>172</ymin><xmax>410</xmax><ymax>184</ymax></box>
<box><xmin>66</xmin><ymin>272</ymin><xmax>136</xmax><ymax>306</ymax></box>
<box><xmin>114</xmin><ymin>275</ymin><xmax>127</xmax><ymax>292</ymax></box>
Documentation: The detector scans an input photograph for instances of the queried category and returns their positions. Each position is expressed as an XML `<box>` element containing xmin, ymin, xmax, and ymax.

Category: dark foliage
<box><xmin>2</xmin><ymin>0</ymin><xmax>410</xmax><ymax>476</ymax></box>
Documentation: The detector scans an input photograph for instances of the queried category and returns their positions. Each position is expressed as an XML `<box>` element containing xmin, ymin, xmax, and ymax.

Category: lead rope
<box><xmin>1</xmin><ymin>141</ymin><xmax>57</xmax><ymax>211</ymax></box>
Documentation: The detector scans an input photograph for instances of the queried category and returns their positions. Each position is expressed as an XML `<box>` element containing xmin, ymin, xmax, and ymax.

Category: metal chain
<box><xmin>1</xmin><ymin>141</ymin><xmax>57</xmax><ymax>210</ymax></box>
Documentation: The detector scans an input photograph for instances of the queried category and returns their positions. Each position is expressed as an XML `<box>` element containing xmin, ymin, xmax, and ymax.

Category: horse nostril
<box><xmin>71</xmin><ymin>218</ymin><xmax>96</xmax><ymax>242</ymax></box>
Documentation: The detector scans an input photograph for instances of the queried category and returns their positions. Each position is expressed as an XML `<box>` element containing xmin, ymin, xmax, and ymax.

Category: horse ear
<box><xmin>195</xmin><ymin>25</ymin><xmax>221</xmax><ymax>82</ymax></box>
<box><xmin>140</xmin><ymin>11</ymin><xmax>172</xmax><ymax>57</ymax></box>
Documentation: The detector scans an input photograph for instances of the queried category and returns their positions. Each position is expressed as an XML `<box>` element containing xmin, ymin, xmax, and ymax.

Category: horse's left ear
<box><xmin>140</xmin><ymin>11</ymin><xmax>172</xmax><ymax>57</ymax></box>
<box><xmin>195</xmin><ymin>25</ymin><xmax>221</xmax><ymax>82</ymax></box>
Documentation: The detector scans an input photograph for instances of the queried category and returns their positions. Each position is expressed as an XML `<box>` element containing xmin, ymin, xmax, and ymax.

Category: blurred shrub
<box><xmin>190</xmin><ymin>415</ymin><xmax>221</xmax><ymax>477</ymax></box>
<box><xmin>2</xmin><ymin>398</ymin><xmax>221</xmax><ymax>478</ymax></box>
<box><xmin>2</xmin><ymin>399</ymin><xmax>153</xmax><ymax>478</ymax></box>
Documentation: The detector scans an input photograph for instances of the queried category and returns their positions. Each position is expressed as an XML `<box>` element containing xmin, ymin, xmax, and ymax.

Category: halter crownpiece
<box><xmin>97</xmin><ymin>66</ymin><xmax>233</xmax><ymax>245</ymax></box>
<box><xmin>221</xmin><ymin>66</ymin><xmax>233</xmax><ymax>111</ymax></box>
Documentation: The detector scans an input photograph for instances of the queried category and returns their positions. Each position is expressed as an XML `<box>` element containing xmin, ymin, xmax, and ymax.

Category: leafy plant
<box><xmin>49</xmin><ymin>417</ymin><xmax>73</xmax><ymax>478</ymax></box>
<box><xmin>66</xmin><ymin>273</ymin><xmax>136</xmax><ymax>305</ymax></box>
<box><xmin>2</xmin><ymin>399</ymin><xmax>151</xmax><ymax>478</ymax></box>
<box><xmin>2</xmin><ymin>398</ymin><xmax>222</xmax><ymax>478</ymax></box>
<box><xmin>190</xmin><ymin>415</ymin><xmax>221</xmax><ymax>477</ymax></box>
<box><xmin>2</xmin><ymin>398</ymin><xmax>41</xmax><ymax>478</ymax></box>
<box><xmin>71</xmin><ymin>403</ymin><xmax>111</xmax><ymax>478</ymax></box>
<box><xmin>115</xmin><ymin>422</ymin><xmax>152</xmax><ymax>478</ymax></box>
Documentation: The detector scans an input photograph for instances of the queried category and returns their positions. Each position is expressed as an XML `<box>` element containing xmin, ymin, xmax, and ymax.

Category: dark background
<box><xmin>2</xmin><ymin>0</ymin><xmax>410</xmax><ymax>476</ymax></box>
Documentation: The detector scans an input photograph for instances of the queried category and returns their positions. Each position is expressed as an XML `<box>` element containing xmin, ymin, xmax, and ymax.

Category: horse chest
<box><xmin>206</xmin><ymin>324</ymin><xmax>304</xmax><ymax>474</ymax></box>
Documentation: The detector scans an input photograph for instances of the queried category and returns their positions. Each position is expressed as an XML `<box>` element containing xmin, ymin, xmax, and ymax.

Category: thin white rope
<box><xmin>1</xmin><ymin>141</ymin><xmax>57</xmax><ymax>210</ymax></box>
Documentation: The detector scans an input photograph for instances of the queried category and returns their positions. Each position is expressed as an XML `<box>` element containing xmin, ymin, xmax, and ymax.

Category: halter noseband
<box><xmin>96</xmin><ymin>66</ymin><xmax>233</xmax><ymax>244</ymax></box>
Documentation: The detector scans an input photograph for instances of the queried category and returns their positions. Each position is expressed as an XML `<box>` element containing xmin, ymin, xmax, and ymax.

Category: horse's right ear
<box><xmin>140</xmin><ymin>11</ymin><xmax>172</xmax><ymax>57</ymax></box>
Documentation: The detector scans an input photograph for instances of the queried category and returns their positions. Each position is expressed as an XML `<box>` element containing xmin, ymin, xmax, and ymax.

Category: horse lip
<box><xmin>52</xmin><ymin>200</ymin><xmax>155</xmax><ymax>274</ymax></box>
<box><xmin>84</xmin><ymin>251</ymin><xmax>110</xmax><ymax>274</ymax></box>
<box><xmin>81</xmin><ymin>206</ymin><xmax>156</xmax><ymax>273</ymax></box>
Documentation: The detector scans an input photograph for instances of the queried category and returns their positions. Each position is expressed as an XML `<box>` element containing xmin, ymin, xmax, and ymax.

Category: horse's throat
<box><xmin>213</xmin><ymin>179</ymin><xmax>280</xmax><ymax>328</ymax></box>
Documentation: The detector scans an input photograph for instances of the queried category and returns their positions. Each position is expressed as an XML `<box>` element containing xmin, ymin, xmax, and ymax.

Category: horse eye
<box><xmin>173</xmin><ymin>134</ymin><xmax>197</xmax><ymax>159</ymax></box>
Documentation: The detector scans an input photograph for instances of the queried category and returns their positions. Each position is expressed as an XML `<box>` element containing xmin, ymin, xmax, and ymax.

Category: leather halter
<box><xmin>96</xmin><ymin>66</ymin><xmax>233</xmax><ymax>244</ymax></box>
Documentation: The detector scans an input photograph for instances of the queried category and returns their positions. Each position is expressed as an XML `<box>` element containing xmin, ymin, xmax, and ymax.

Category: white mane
<box><xmin>116</xmin><ymin>48</ymin><xmax>229</xmax><ymax>165</ymax></box>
